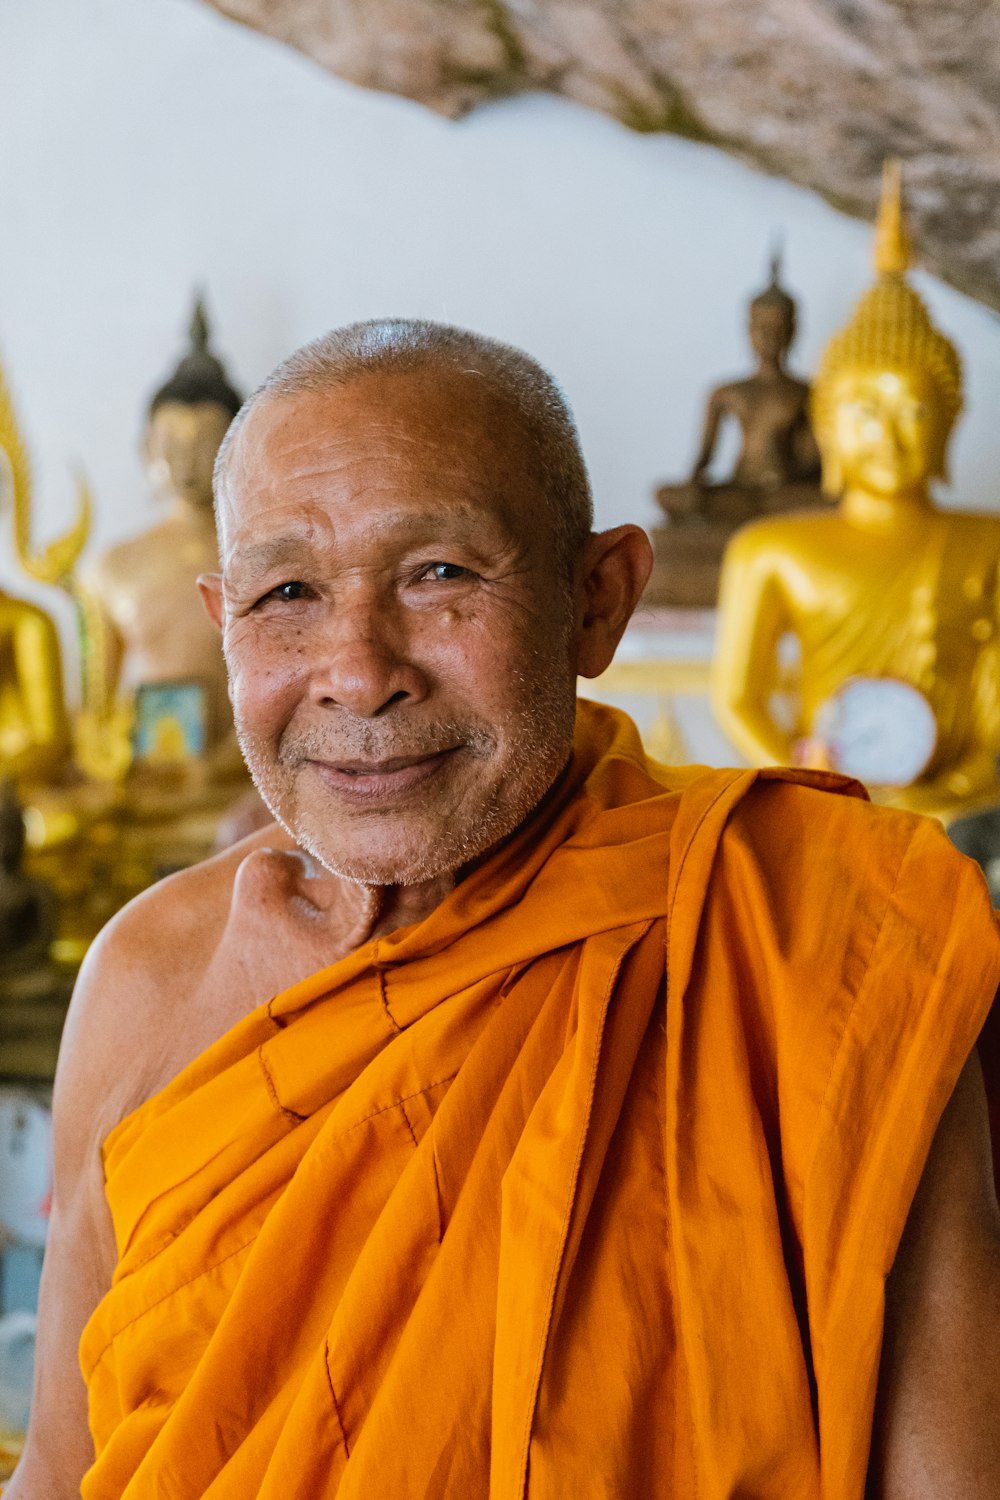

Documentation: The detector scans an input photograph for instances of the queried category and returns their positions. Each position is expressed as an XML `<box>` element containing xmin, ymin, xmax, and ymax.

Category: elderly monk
<box><xmin>11</xmin><ymin>320</ymin><xmax>1000</xmax><ymax>1500</ymax></box>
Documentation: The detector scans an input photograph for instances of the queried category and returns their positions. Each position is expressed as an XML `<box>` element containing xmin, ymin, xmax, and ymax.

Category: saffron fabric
<box><xmin>80</xmin><ymin>702</ymin><xmax>1000</xmax><ymax>1499</ymax></box>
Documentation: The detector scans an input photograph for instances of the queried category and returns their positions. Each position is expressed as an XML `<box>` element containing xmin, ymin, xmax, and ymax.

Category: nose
<box><xmin>307</xmin><ymin>592</ymin><xmax>429</xmax><ymax>718</ymax></box>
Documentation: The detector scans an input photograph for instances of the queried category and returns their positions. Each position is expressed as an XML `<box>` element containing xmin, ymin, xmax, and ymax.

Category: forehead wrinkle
<box><xmin>221</xmin><ymin>384</ymin><xmax>549</xmax><ymax>555</ymax></box>
<box><xmin>260</xmin><ymin>387</ymin><xmax>501</xmax><ymax>465</ymax></box>
<box><xmin>224</xmin><ymin>499</ymin><xmax>522</xmax><ymax>582</ymax></box>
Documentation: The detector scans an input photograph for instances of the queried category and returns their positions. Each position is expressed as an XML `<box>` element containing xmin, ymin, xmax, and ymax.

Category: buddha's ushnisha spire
<box><xmin>148</xmin><ymin>291</ymin><xmax>244</xmax><ymax>420</ymax></box>
<box><xmin>873</xmin><ymin>158</ymin><xmax>912</xmax><ymax>279</ymax></box>
<box><xmin>811</xmin><ymin>158</ymin><xmax>962</xmax><ymax>491</ymax></box>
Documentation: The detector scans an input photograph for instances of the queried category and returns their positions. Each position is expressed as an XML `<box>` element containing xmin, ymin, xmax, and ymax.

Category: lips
<box><xmin>305</xmin><ymin>746</ymin><xmax>462</xmax><ymax>803</ymax></box>
<box><xmin>330</xmin><ymin>751</ymin><xmax>453</xmax><ymax>776</ymax></box>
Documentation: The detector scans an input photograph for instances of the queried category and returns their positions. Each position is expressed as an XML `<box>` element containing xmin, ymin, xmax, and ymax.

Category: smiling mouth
<box><xmin>306</xmin><ymin>747</ymin><xmax>462</xmax><ymax>801</ymax></box>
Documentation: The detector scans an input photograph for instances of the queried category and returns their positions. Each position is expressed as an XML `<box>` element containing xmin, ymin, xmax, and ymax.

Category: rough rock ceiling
<box><xmin>205</xmin><ymin>0</ymin><xmax>1000</xmax><ymax>311</ymax></box>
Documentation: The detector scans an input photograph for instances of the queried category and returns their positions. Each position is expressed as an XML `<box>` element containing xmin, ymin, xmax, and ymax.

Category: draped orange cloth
<box><xmin>80</xmin><ymin>702</ymin><xmax>1000</xmax><ymax>1499</ymax></box>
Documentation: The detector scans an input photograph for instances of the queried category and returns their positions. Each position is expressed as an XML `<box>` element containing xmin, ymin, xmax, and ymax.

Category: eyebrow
<box><xmin>225</xmin><ymin>501</ymin><xmax>520</xmax><ymax>578</ymax></box>
<box><xmin>224</xmin><ymin>504</ymin><xmax>524</xmax><ymax>585</ymax></box>
<box><xmin>226</xmin><ymin>536</ymin><xmax>317</xmax><ymax>578</ymax></box>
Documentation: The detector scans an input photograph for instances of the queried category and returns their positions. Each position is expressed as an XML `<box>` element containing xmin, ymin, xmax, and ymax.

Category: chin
<box><xmin>296</xmin><ymin>828</ymin><xmax>462</xmax><ymax>888</ymax></box>
<box><xmin>289</xmin><ymin>781</ymin><xmax>547</xmax><ymax>888</ymax></box>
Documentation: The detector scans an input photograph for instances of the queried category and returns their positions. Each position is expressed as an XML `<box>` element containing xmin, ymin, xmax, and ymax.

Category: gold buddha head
<box><xmin>811</xmin><ymin>161</ymin><xmax>962</xmax><ymax>501</ymax></box>
<box><xmin>748</xmin><ymin>251</ymin><xmax>797</xmax><ymax>365</ymax></box>
<box><xmin>144</xmin><ymin>297</ymin><xmax>243</xmax><ymax>509</ymax></box>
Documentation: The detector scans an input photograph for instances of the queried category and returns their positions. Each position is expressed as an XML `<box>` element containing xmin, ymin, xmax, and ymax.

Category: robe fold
<box><xmin>80</xmin><ymin>701</ymin><xmax>1000</xmax><ymax>1499</ymax></box>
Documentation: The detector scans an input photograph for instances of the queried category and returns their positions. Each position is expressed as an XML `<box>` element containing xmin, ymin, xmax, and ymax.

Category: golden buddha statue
<box><xmin>0</xmin><ymin>589</ymin><xmax>70</xmax><ymax>784</ymax></box>
<box><xmin>647</xmin><ymin>252</ymin><xmax>823</xmax><ymax>609</ymax></box>
<box><xmin>712</xmin><ymin>161</ymin><xmax>1000</xmax><ymax>824</ymax></box>
<box><xmin>84</xmin><ymin>298</ymin><xmax>243</xmax><ymax>758</ymax></box>
<box><xmin>0</xmin><ymin>362</ymin><xmax>77</xmax><ymax>787</ymax></box>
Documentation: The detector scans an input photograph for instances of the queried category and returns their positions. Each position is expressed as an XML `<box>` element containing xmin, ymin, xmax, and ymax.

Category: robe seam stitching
<box><xmin>430</xmin><ymin>1135</ymin><xmax>445</xmax><ymax>1245</ymax></box>
<box><xmin>257</xmin><ymin>1044</ymin><xmax>308</xmax><ymax>1122</ymax></box>
<box><xmin>324</xmin><ymin>1336</ymin><xmax>351</xmax><ymax>1456</ymax></box>
<box><xmin>397</xmin><ymin>1094</ymin><xmax>419</xmax><ymax>1151</ymax></box>
<box><xmin>377</xmin><ymin>967</ymin><xmax>404</xmax><ymax>1033</ymax></box>
<box><xmin>515</xmin><ymin>919</ymin><xmax>653</xmax><ymax>1493</ymax></box>
<box><xmin>119</xmin><ymin>1225</ymin><xmax>181</xmax><ymax>1277</ymax></box>
<box><xmin>326</xmin><ymin>1074</ymin><xmax>460</xmax><ymax>1148</ymax></box>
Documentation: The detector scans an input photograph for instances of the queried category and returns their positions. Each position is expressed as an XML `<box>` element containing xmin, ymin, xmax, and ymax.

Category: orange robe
<box><xmin>80</xmin><ymin>702</ymin><xmax>1000</xmax><ymax>1499</ymax></box>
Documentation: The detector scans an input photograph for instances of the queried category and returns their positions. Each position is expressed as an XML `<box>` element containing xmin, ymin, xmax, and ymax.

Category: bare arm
<box><xmin>5</xmin><ymin>942</ymin><xmax>124</xmax><ymax>1497</ymax></box>
<box><xmin>868</xmin><ymin>1048</ymin><xmax>1000</xmax><ymax>1498</ymax></box>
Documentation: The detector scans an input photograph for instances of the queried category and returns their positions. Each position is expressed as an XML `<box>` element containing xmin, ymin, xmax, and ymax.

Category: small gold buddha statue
<box><xmin>0</xmin><ymin>366</ymin><xmax>74</xmax><ymax>786</ymax></box>
<box><xmin>84</xmin><ymin>298</ymin><xmax>243</xmax><ymax>758</ymax></box>
<box><xmin>0</xmin><ymin>585</ymin><xmax>70</xmax><ymax>785</ymax></box>
<box><xmin>646</xmin><ymin>252</ymin><xmax>823</xmax><ymax>609</ymax></box>
<box><xmin>712</xmin><ymin>161</ymin><xmax>1000</xmax><ymax>824</ymax></box>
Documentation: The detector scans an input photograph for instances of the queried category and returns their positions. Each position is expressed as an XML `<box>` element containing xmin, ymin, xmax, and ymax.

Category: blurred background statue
<box><xmin>0</xmin><ymin>780</ymin><xmax>55</xmax><ymax>977</ymax></box>
<box><xmin>688</xmin><ymin>251</ymin><xmax>820</xmax><ymax>494</ymax></box>
<box><xmin>646</xmin><ymin>250</ymin><xmax>823</xmax><ymax>608</ymax></box>
<box><xmin>0</xmin><ymin>359</ymin><xmax>86</xmax><ymax>789</ymax></box>
<box><xmin>84</xmin><ymin>297</ymin><xmax>243</xmax><ymax>765</ymax></box>
<box><xmin>0</xmin><ymin>592</ymin><xmax>69</xmax><ymax>789</ymax></box>
<box><xmin>712</xmin><ymin>161</ymin><xmax>1000</xmax><ymax>825</ymax></box>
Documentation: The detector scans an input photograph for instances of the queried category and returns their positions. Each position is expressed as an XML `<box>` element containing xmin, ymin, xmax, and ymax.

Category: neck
<box><xmin>840</xmin><ymin>482</ymin><xmax>933</xmax><ymax>530</ymax></box>
<box><xmin>367</xmin><ymin>872</ymin><xmax>459</xmax><ymax>941</ymax></box>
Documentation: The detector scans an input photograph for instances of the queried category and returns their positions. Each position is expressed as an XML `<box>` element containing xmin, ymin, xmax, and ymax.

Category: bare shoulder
<box><xmin>58</xmin><ymin>820</ymin><xmax>297</xmax><ymax>1135</ymax></box>
<box><xmin>57</xmin><ymin>812</ymin><xmax>385</xmax><ymax>1146</ymax></box>
<box><xmin>95</xmin><ymin>818</ymin><xmax>294</xmax><ymax>963</ymax></box>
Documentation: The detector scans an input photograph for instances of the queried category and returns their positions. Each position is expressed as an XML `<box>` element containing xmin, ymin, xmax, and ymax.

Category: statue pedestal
<box><xmin>647</xmin><ymin>481</ymin><xmax>824</xmax><ymax>608</ymax></box>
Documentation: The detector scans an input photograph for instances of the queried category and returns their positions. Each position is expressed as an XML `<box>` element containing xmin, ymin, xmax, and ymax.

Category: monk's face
<box><xmin>213</xmin><ymin>367</ymin><xmax>580</xmax><ymax>886</ymax></box>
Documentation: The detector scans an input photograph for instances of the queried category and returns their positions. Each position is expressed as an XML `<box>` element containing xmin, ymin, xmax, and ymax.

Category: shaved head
<box><xmin>201</xmin><ymin>318</ymin><xmax>650</xmax><ymax>895</ymax></box>
<box><xmin>214</xmin><ymin>318</ymin><xmax>594</xmax><ymax>577</ymax></box>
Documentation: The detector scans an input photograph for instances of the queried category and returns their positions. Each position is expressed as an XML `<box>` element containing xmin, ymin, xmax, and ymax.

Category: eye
<box><xmin>419</xmin><ymin>562</ymin><xmax>473</xmax><ymax>583</ymax></box>
<box><xmin>255</xmin><ymin>580</ymin><xmax>313</xmax><ymax>607</ymax></box>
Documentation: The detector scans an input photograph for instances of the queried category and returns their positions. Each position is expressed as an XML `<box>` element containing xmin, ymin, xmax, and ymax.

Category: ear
<box><xmin>573</xmin><ymin>525</ymin><xmax>653</xmax><ymax>679</ymax></box>
<box><xmin>197</xmin><ymin>573</ymin><xmax>225</xmax><ymax>632</ymax></box>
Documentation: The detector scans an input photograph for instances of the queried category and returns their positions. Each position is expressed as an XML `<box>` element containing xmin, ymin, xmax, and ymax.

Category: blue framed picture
<box><xmin>132</xmin><ymin>680</ymin><xmax>208</xmax><ymax>762</ymax></box>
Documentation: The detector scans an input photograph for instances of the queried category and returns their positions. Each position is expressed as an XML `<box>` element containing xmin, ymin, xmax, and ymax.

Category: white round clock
<box><xmin>812</xmin><ymin>676</ymin><xmax>937</xmax><ymax>787</ymax></box>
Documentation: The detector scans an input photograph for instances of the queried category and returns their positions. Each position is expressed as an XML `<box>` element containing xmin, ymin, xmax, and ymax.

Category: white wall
<box><xmin>3</xmin><ymin>0</ymin><xmax>1000</xmax><ymax>680</ymax></box>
